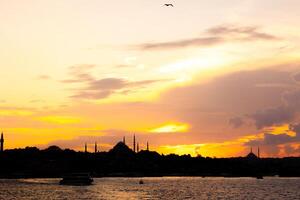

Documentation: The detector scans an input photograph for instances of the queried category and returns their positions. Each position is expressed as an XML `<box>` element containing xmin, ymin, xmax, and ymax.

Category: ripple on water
<box><xmin>0</xmin><ymin>177</ymin><xmax>299</xmax><ymax>200</ymax></box>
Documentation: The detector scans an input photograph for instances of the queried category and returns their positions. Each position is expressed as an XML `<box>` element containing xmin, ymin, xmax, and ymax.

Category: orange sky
<box><xmin>1</xmin><ymin>0</ymin><xmax>300</xmax><ymax>157</ymax></box>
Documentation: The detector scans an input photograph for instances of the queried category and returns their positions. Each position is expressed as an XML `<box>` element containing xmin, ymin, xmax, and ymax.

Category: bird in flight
<box><xmin>164</xmin><ymin>4</ymin><xmax>174</xmax><ymax>7</ymax></box>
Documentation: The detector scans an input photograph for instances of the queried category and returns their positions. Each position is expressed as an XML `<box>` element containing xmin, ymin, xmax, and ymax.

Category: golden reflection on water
<box><xmin>0</xmin><ymin>177</ymin><xmax>299</xmax><ymax>200</ymax></box>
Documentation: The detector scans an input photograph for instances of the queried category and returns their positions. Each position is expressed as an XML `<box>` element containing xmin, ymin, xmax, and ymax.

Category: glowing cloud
<box><xmin>150</xmin><ymin>123</ymin><xmax>189</xmax><ymax>133</ymax></box>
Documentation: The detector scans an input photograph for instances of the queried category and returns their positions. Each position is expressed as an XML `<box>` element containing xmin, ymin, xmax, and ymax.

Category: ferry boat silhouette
<box><xmin>60</xmin><ymin>173</ymin><xmax>93</xmax><ymax>186</ymax></box>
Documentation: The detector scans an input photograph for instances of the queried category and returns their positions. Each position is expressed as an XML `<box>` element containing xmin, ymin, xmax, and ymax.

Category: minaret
<box><xmin>258</xmin><ymin>147</ymin><xmax>260</xmax><ymax>158</ymax></box>
<box><xmin>250</xmin><ymin>147</ymin><xmax>253</xmax><ymax>153</ymax></box>
<box><xmin>123</xmin><ymin>136</ymin><xmax>126</xmax><ymax>144</ymax></box>
<box><xmin>0</xmin><ymin>132</ymin><xmax>4</xmax><ymax>152</ymax></box>
<box><xmin>137</xmin><ymin>142</ymin><xmax>139</xmax><ymax>152</ymax></box>
<box><xmin>147</xmin><ymin>141</ymin><xmax>149</xmax><ymax>151</ymax></box>
<box><xmin>85</xmin><ymin>143</ymin><xmax>87</xmax><ymax>153</ymax></box>
<box><xmin>133</xmin><ymin>134</ymin><xmax>136</xmax><ymax>152</ymax></box>
<box><xmin>95</xmin><ymin>142</ymin><xmax>97</xmax><ymax>153</ymax></box>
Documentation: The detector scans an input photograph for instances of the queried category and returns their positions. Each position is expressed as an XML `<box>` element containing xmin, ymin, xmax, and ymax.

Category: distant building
<box><xmin>85</xmin><ymin>143</ymin><xmax>87</xmax><ymax>153</ymax></box>
<box><xmin>246</xmin><ymin>147</ymin><xmax>259</xmax><ymax>159</ymax></box>
<box><xmin>147</xmin><ymin>141</ymin><xmax>149</xmax><ymax>151</ymax></box>
<box><xmin>94</xmin><ymin>142</ymin><xmax>98</xmax><ymax>153</ymax></box>
<box><xmin>0</xmin><ymin>132</ymin><xmax>3</xmax><ymax>152</ymax></box>
<box><xmin>133</xmin><ymin>134</ymin><xmax>136</xmax><ymax>152</ymax></box>
<box><xmin>109</xmin><ymin>141</ymin><xmax>135</xmax><ymax>157</ymax></box>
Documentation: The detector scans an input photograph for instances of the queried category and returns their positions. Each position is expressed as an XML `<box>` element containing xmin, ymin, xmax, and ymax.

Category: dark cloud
<box><xmin>246</xmin><ymin>132</ymin><xmax>300</xmax><ymax>156</ymax></box>
<box><xmin>249</xmin><ymin>106</ymin><xmax>294</xmax><ymax>129</ymax></box>
<box><xmin>244</xmin><ymin>130</ymin><xmax>300</xmax><ymax>157</ymax></box>
<box><xmin>229</xmin><ymin>117</ymin><xmax>244</xmax><ymax>128</ymax></box>
<box><xmin>263</xmin><ymin>133</ymin><xmax>297</xmax><ymax>145</ymax></box>
<box><xmin>137</xmin><ymin>24</ymin><xmax>279</xmax><ymax>50</ymax></box>
<box><xmin>249</xmin><ymin>89</ymin><xmax>300</xmax><ymax>129</ymax></box>
<box><xmin>245</xmin><ymin>122</ymin><xmax>300</xmax><ymax>156</ymax></box>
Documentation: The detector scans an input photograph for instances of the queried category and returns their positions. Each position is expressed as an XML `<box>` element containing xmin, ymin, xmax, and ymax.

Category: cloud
<box><xmin>229</xmin><ymin>117</ymin><xmax>244</xmax><ymax>128</ymax></box>
<box><xmin>36</xmin><ymin>75</ymin><xmax>51</xmax><ymax>80</ymax></box>
<box><xmin>63</xmin><ymin>65</ymin><xmax>170</xmax><ymax>100</ymax></box>
<box><xmin>87</xmin><ymin>78</ymin><xmax>127</xmax><ymax>90</ymax></box>
<box><xmin>153</xmin><ymin>63</ymin><xmax>300</xmax><ymax>145</ymax></box>
<box><xmin>62</xmin><ymin>64</ymin><xmax>96</xmax><ymax>83</ymax></box>
<box><xmin>140</xmin><ymin>37</ymin><xmax>223</xmax><ymax>50</ymax></box>
<box><xmin>52</xmin><ymin>62</ymin><xmax>300</xmax><ymax>156</ymax></box>
<box><xmin>71</xmin><ymin>90</ymin><xmax>113</xmax><ymax>99</ymax></box>
<box><xmin>244</xmin><ymin>123</ymin><xmax>300</xmax><ymax>156</ymax></box>
<box><xmin>284</xmin><ymin>144</ymin><xmax>300</xmax><ymax>155</ymax></box>
<box><xmin>246</xmin><ymin>132</ymin><xmax>299</xmax><ymax>146</ymax></box>
<box><xmin>245</xmin><ymin>132</ymin><xmax>300</xmax><ymax>157</ymax></box>
<box><xmin>137</xmin><ymin>24</ymin><xmax>279</xmax><ymax>50</ymax></box>
<box><xmin>69</xmin><ymin>77</ymin><xmax>168</xmax><ymax>100</ymax></box>
<box><xmin>207</xmin><ymin>25</ymin><xmax>279</xmax><ymax>40</ymax></box>
<box><xmin>249</xmin><ymin>88</ymin><xmax>300</xmax><ymax>129</ymax></box>
<box><xmin>162</xmin><ymin>67</ymin><xmax>293</xmax><ymax>115</ymax></box>
<box><xmin>249</xmin><ymin>106</ymin><xmax>294</xmax><ymax>129</ymax></box>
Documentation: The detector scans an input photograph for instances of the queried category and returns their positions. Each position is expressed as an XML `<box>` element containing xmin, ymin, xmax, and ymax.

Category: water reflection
<box><xmin>0</xmin><ymin>177</ymin><xmax>299</xmax><ymax>200</ymax></box>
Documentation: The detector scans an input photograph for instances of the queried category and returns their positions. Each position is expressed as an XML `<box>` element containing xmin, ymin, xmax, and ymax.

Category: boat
<box><xmin>256</xmin><ymin>175</ymin><xmax>264</xmax><ymax>179</ymax></box>
<box><xmin>59</xmin><ymin>173</ymin><xmax>93</xmax><ymax>185</ymax></box>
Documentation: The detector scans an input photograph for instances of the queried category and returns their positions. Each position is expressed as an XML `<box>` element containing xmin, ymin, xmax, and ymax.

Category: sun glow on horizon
<box><xmin>38</xmin><ymin>116</ymin><xmax>81</xmax><ymax>124</ymax></box>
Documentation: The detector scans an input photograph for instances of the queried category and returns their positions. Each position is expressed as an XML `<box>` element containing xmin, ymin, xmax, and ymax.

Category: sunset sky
<box><xmin>1</xmin><ymin>0</ymin><xmax>300</xmax><ymax>157</ymax></box>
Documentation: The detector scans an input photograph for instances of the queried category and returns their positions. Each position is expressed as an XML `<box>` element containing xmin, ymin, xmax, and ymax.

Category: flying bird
<box><xmin>164</xmin><ymin>4</ymin><xmax>174</xmax><ymax>7</ymax></box>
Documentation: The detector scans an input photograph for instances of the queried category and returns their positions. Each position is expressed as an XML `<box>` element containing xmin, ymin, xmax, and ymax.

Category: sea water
<box><xmin>0</xmin><ymin>177</ymin><xmax>299</xmax><ymax>200</ymax></box>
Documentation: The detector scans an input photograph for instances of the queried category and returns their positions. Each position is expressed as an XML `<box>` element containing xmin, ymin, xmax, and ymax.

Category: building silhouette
<box><xmin>95</xmin><ymin>142</ymin><xmax>98</xmax><ymax>153</ymax></box>
<box><xmin>109</xmin><ymin>141</ymin><xmax>135</xmax><ymax>157</ymax></box>
<box><xmin>246</xmin><ymin>147</ymin><xmax>259</xmax><ymax>159</ymax></box>
<box><xmin>133</xmin><ymin>134</ymin><xmax>136</xmax><ymax>152</ymax></box>
<box><xmin>0</xmin><ymin>132</ymin><xmax>3</xmax><ymax>152</ymax></box>
<box><xmin>147</xmin><ymin>141</ymin><xmax>149</xmax><ymax>151</ymax></box>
